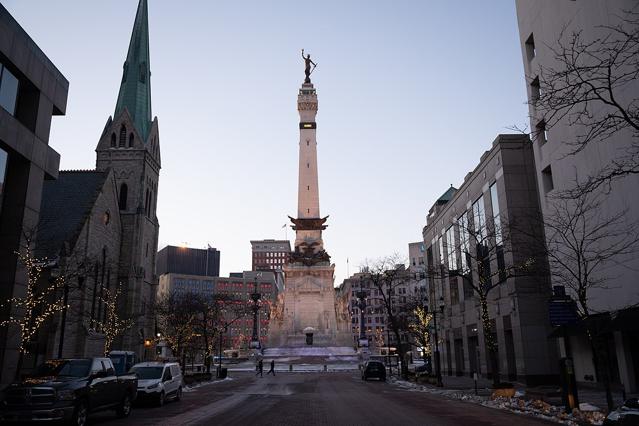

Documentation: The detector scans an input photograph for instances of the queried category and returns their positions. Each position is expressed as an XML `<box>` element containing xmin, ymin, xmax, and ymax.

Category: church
<box><xmin>34</xmin><ymin>0</ymin><xmax>161</xmax><ymax>360</ymax></box>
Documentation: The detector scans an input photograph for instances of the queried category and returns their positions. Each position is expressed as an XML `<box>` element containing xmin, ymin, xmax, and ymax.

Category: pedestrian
<box><xmin>256</xmin><ymin>359</ymin><xmax>263</xmax><ymax>377</ymax></box>
<box><xmin>267</xmin><ymin>359</ymin><xmax>275</xmax><ymax>376</ymax></box>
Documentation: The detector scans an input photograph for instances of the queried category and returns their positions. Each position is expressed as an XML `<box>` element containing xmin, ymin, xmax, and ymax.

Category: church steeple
<box><xmin>114</xmin><ymin>0</ymin><xmax>152</xmax><ymax>141</ymax></box>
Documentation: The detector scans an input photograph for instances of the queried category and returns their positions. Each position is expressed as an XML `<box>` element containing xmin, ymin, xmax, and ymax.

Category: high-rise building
<box><xmin>250</xmin><ymin>239</ymin><xmax>291</xmax><ymax>271</ymax></box>
<box><xmin>0</xmin><ymin>4</ymin><xmax>68</xmax><ymax>384</ymax></box>
<box><xmin>157</xmin><ymin>245</ymin><xmax>220</xmax><ymax>277</ymax></box>
<box><xmin>516</xmin><ymin>0</ymin><xmax>639</xmax><ymax>392</ymax></box>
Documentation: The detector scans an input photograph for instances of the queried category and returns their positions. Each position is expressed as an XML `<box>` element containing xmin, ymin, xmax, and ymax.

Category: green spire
<box><xmin>114</xmin><ymin>0</ymin><xmax>152</xmax><ymax>141</ymax></box>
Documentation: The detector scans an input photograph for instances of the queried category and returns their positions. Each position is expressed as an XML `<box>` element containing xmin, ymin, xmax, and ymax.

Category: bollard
<box><xmin>323</xmin><ymin>365</ymin><xmax>327</xmax><ymax>372</ymax></box>
<box><xmin>289</xmin><ymin>364</ymin><xmax>293</xmax><ymax>372</ymax></box>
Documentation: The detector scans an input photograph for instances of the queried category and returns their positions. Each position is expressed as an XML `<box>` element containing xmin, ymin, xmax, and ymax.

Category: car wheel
<box><xmin>175</xmin><ymin>386</ymin><xmax>182</xmax><ymax>401</ymax></box>
<box><xmin>116</xmin><ymin>394</ymin><xmax>132</xmax><ymax>418</ymax></box>
<box><xmin>157</xmin><ymin>391</ymin><xmax>165</xmax><ymax>407</ymax></box>
<box><xmin>72</xmin><ymin>400</ymin><xmax>88</xmax><ymax>426</ymax></box>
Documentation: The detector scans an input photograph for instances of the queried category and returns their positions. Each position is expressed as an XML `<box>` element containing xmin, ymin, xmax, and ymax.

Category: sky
<box><xmin>3</xmin><ymin>0</ymin><xmax>529</xmax><ymax>285</ymax></box>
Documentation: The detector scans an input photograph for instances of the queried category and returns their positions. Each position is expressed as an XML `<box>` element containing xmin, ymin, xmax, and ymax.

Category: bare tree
<box><xmin>154</xmin><ymin>292</ymin><xmax>200</xmax><ymax>369</ymax></box>
<box><xmin>434</xmin><ymin>210</ymin><xmax>538</xmax><ymax>387</ymax></box>
<box><xmin>532</xmin><ymin>8</ymin><xmax>639</xmax><ymax>196</ymax></box>
<box><xmin>537</xmin><ymin>192</ymin><xmax>639</xmax><ymax>409</ymax></box>
<box><xmin>95</xmin><ymin>283</ymin><xmax>134</xmax><ymax>356</ymax></box>
<box><xmin>361</xmin><ymin>255</ymin><xmax>418</xmax><ymax>378</ymax></box>
<box><xmin>407</xmin><ymin>306</ymin><xmax>433</xmax><ymax>363</ymax></box>
<box><xmin>0</xmin><ymin>233</ymin><xmax>68</xmax><ymax>379</ymax></box>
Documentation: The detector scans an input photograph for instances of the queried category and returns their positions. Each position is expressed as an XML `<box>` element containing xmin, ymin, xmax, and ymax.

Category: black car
<box><xmin>1</xmin><ymin>358</ymin><xmax>137</xmax><ymax>426</ymax></box>
<box><xmin>362</xmin><ymin>360</ymin><xmax>386</xmax><ymax>381</ymax></box>
<box><xmin>604</xmin><ymin>398</ymin><xmax>639</xmax><ymax>426</ymax></box>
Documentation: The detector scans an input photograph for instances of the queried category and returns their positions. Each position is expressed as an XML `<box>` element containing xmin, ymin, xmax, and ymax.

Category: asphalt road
<box><xmin>90</xmin><ymin>372</ymin><xmax>553</xmax><ymax>426</ymax></box>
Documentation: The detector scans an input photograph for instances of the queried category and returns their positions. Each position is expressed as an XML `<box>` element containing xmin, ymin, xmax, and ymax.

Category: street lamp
<box><xmin>426</xmin><ymin>295</ymin><xmax>445</xmax><ymax>387</ymax></box>
<box><xmin>249</xmin><ymin>273</ymin><xmax>262</xmax><ymax>350</ymax></box>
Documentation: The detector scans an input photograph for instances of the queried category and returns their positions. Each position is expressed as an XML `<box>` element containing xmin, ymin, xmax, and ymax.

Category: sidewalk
<box><xmin>428</xmin><ymin>373</ymin><xmax>636</xmax><ymax>411</ymax></box>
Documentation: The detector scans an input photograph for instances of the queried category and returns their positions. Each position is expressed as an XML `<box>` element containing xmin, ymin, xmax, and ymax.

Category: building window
<box><xmin>530</xmin><ymin>76</ymin><xmax>540</xmax><ymax>104</ymax></box>
<box><xmin>525</xmin><ymin>33</ymin><xmax>536</xmax><ymax>62</ymax></box>
<box><xmin>110</xmin><ymin>133</ymin><xmax>116</xmax><ymax>147</ymax></box>
<box><xmin>542</xmin><ymin>165</ymin><xmax>554</xmax><ymax>194</ymax></box>
<box><xmin>472</xmin><ymin>195</ymin><xmax>486</xmax><ymax>241</ymax></box>
<box><xmin>119</xmin><ymin>124</ymin><xmax>126</xmax><ymax>147</ymax></box>
<box><xmin>445</xmin><ymin>226</ymin><xmax>457</xmax><ymax>272</ymax></box>
<box><xmin>128</xmin><ymin>133</ymin><xmax>134</xmax><ymax>147</ymax></box>
<box><xmin>536</xmin><ymin>120</ymin><xmax>548</xmax><ymax>144</ymax></box>
<box><xmin>0</xmin><ymin>64</ymin><xmax>19</xmax><ymax>115</ymax></box>
<box><xmin>0</xmin><ymin>147</ymin><xmax>7</xmax><ymax>217</ymax></box>
<box><xmin>489</xmin><ymin>183</ymin><xmax>502</xmax><ymax>245</ymax></box>
<box><xmin>119</xmin><ymin>183</ymin><xmax>128</xmax><ymax>210</ymax></box>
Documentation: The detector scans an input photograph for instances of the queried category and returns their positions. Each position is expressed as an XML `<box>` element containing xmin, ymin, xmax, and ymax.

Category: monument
<box><xmin>267</xmin><ymin>51</ymin><xmax>351</xmax><ymax>348</ymax></box>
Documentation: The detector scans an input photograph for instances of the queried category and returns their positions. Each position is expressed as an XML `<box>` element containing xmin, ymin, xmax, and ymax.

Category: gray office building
<box><xmin>0</xmin><ymin>5</ymin><xmax>68</xmax><ymax>384</ymax></box>
<box><xmin>156</xmin><ymin>245</ymin><xmax>221</xmax><ymax>277</ymax></box>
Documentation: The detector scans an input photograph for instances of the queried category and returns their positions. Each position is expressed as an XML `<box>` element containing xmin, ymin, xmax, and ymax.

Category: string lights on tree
<box><xmin>95</xmin><ymin>282</ymin><xmax>134</xmax><ymax>355</ymax></box>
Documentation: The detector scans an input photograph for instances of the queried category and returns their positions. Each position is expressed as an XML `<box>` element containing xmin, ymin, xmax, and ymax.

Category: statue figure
<box><xmin>301</xmin><ymin>49</ymin><xmax>317</xmax><ymax>83</ymax></box>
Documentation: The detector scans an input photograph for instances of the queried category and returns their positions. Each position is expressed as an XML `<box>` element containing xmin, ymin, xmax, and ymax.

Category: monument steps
<box><xmin>263</xmin><ymin>346</ymin><xmax>356</xmax><ymax>358</ymax></box>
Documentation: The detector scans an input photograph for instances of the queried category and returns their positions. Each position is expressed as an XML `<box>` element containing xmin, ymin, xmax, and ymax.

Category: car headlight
<box><xmin>56</xmin><ymin>390</ymin><xmax>75</xmax><ymax>401</ymax></box>
<box><xmin>147</xmin><ymin>382</ymin><xmax>160</xmax><ymax>389</ymax></box>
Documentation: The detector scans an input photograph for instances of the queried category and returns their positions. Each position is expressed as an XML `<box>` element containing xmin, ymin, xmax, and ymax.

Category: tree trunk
<box><xmin>14</xmin><ymin>351</ymin><xmax>24</xmax><ymax>382</ymax></box>
<box><xmin>479</xmin><ymin>294</ymin><xmax>500</xmax><ymax>387</ymax></box>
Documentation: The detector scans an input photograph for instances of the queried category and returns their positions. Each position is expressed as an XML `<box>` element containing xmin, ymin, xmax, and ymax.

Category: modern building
<box><xmin>422</xmin><ymin>134</ymin><xmax>557</xmax><ymax>385</ymax></box>
<box><xmin>157</xmin><ymin>245</ymin><xmax>220</xmax><ymax>277</ymax></box>
<box><xmin>0</xmin><ymin>4</ymin><xmax>68</xmax><ymax>384</ymax></box>
<box><xmin>250</xmin><ymin>239</ymin><xmax>291</xmax><ymax>272</ymax></box>
<box><xmin>516</xmin><ymin>0</ymin><xmax>639</xmax><ymax>392</ymax></box>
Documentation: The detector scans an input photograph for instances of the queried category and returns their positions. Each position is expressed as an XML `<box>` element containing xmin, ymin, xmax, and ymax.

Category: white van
<box><xmin>130</xmin><ymin>362</ymin><xmax>183</xmax><ymax>406</ymax></box>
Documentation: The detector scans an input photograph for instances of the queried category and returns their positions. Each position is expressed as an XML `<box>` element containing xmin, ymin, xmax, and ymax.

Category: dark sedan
<box><xmin>362</xmin><ymin>361</ymin><xmax>386</xmax><ymax>382</ymax></box>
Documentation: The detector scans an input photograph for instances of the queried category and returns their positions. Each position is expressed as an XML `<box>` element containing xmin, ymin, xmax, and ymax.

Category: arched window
<box><xmin>128</xmin><ymin>133</ymin><xmax>134</xmax><ymax>147</ymax></box>
<box><xmin>119</xmin><ymin>183</ymin><xmax>128</xmax><ymax>210</ymax></box>
<box><xmin>110</xmin><ymin>133</ymin><xmax>116</xmax><ymax>147</ymax></box>
<box><xmin>119</xmin><ymin>124</ymin><xmax>126</xmax><ymax>147</ymax></box>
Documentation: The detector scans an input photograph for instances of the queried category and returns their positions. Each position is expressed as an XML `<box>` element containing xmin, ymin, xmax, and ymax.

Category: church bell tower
<box><xmin>94</xmin><ymin>0</ymin><xmax>161</xmax><ymax>356</ymax></box>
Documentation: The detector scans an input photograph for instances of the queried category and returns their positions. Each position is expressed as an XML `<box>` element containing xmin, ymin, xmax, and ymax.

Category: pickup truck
<box><xmin>0</xmin><ymin>357</ymin><xmax>137</xmax><ymax>426</ymax></box>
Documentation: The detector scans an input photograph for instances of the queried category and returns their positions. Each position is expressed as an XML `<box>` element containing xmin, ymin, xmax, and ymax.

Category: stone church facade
<box><xmin>35</xmin><ymin>0</ymin><xmax>160</xmax><ymax>361</ymax></box>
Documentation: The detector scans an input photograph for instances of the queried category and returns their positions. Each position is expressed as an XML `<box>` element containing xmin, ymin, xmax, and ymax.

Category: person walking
<box><xmin>267</xmin><ymin>359</ymin><xmax>276</xmax><ymax>376</ymax></box>
<box><xmin>256</xmin><ymin>359</ymin><xmax>263</xmax><ymax>377</ymax></box>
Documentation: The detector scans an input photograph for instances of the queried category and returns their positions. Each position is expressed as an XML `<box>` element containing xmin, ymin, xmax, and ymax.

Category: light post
<box><xmin>249</xmin><ymin>274</ymin><xmax>262</xmax><ymax>350</ymax></box>
<box><xmin>386</xmin><ymin>278</ymin><xmax>393</xmax><ymax>375</ymax></box>
<box><xmin>427</xmin><ymin>295</ymin><xmax>445</xmax><ymax>387</ymax></box>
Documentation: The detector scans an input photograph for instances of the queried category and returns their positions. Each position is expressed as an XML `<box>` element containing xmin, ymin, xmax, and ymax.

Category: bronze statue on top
<box><xmin>302</xmin><ymin>49</ymin><xmax>317</xmax><ymax>84</ymax></box>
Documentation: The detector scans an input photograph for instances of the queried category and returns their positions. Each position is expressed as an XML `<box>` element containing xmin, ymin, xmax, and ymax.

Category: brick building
<box><xmin>250</xmin><ymin>239</ymin><xmax>291</xmax><ymax>271</ymax></box>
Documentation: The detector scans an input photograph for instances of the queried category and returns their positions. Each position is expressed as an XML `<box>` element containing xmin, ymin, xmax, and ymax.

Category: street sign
<box><xmin>549</xmin><ymin>299</ymin><xmax>578</xmax><ymax>326</ymax></box>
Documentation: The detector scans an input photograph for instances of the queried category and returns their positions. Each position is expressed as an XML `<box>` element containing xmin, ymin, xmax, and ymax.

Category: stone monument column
<box><xmin>295</xmin><ymin>82</ymin><xmax>324</xmax><ymax>250</ymax></box>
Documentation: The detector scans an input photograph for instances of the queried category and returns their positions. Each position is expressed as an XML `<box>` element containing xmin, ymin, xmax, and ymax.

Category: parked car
<box><xmin>0</xmin><ymin>357</ymin><xmax>137</xmax><ymax>426</ymax></box>
<box><xmin>415</xmin><ymin>361</ymin><xmax>432</xmax><ymax>375</ymax></box>
<box><xmin>604</xmin><ymin>398</ymin><xmax>639</xmax><ymax>425</ymax></box>
<box><xmin>130</xmin><ymin>362</ymin><xmax>183</xmax><ymax>406</ymax></box>
<box><xmin>361</xmin><ymin>360</ymin><xmax>387</xmax><ymax>381</ymax></box>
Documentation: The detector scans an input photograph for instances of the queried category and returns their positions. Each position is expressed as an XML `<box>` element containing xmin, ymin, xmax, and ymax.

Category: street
<box><xmin>89</xmin><ymin>372</ymin><xmax>553</xmax><ymax>426</ymax></box>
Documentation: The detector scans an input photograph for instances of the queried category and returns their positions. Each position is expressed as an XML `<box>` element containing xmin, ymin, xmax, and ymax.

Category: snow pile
<box><xmin>389</xmin><ymin>377</ymin><xmax>607</xmax><ymax>425</ymax></box>
<box><xmin>183</xmin><ymin>377</ymin><xmax>234</xmax><ymax>392</ymax></box>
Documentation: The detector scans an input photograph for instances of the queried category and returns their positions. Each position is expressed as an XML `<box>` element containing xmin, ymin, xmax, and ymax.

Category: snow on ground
<box><xmin>183</xmin><ymin>377</ymin><xmax>234</xmax><ymax>392</ymax></box>
<box><xmin>389</xmin><ymin>377</ymin><xmax>607</xmax><ymax>425</ymax></box>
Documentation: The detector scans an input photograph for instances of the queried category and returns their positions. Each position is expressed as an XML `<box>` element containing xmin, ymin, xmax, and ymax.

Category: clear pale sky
<box><xmin>4</xmin><ymin>0</ymin><xmax>528</xmax><ymax>285</ymax></box>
